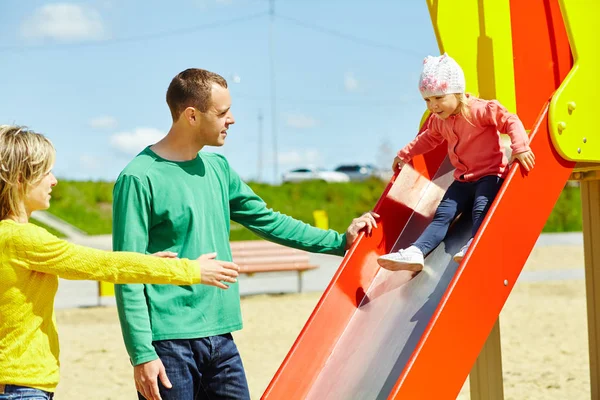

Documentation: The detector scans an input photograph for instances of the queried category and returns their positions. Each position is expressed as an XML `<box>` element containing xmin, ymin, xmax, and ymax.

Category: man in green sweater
<box><xmin>113</xmin><ymin>68</ymin><xmax>378</xmax><ymax>400</ymax></box>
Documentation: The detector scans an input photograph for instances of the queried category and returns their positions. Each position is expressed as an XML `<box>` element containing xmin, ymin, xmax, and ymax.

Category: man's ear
<box><xmin>183</xmin><ymin>107</ymin><xmax>197</xmax><ymax>123</ymax></box>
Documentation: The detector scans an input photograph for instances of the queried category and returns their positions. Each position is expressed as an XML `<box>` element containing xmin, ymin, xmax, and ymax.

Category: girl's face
<box><xmin>24</xmin><ymin>169</ymin><xmax>58</xmax><ymax>215</ymax></box>
<box><xmin>424</xmin><ymin>94</ymin><xmax>460</xmax><ymax>119</ymax></box>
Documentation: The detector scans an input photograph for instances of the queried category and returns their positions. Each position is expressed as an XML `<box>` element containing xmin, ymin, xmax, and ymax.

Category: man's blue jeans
<box><xmin>0</xmin><ymin>385</ymin><xmax>53</xmax><ymax>400</ymax></box>
<box><xmin>138</xmin><ymin>333</ymin><xmax>250</xmax><ymax>400</ymax></box>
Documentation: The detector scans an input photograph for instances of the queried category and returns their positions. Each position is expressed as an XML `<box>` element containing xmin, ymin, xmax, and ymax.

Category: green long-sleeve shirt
<box><xmin>113</xmin><ymin>147</ymin><xmax>346</xmax><ymax>366</ymax></box>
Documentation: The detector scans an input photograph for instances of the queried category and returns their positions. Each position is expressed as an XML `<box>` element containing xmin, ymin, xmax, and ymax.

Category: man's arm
<box><xmin>112</xmin><ymin>175</ymin><xmax>158</xmax><ymax>366</ymax></box>
<box><xmin>228</xmin><ymin>164</ymin><xmax>348</xmax><ymax>255</ymax></box>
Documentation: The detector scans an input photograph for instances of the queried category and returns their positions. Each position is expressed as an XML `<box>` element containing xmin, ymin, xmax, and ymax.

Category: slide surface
<box><xmin>262</xmin><ymin>105</ymin><xmax>575</xmax><ymax>399</ymax></box>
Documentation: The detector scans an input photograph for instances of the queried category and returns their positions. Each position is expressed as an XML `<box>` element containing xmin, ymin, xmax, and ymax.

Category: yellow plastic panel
<box><xmin>549</xmin><ymin>0</ymin><xmax>600</xmax><ymax>162</ymax></box>
<box><xmin>426</xmin><ymin>0</ymin><xmax>516</xmax><ymax>112</ymax></box>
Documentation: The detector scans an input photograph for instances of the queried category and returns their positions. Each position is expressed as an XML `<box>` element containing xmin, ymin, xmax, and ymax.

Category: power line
<box><xmin>1</xmin><ymin>10</ymin><xmax>422</xmax><ymax>58</ymax></box>
<box><xmin>269</xmin><ymin>0</ymin><xmax>278</xmax><ymax>182</ymax></box>
<box><xmin>274</xmin><ymin>13</ymin><xmax>423</xmax><ymax>58</ymax></box>
<box><xmin>0</xmin><ymin>12</ymin><xmax>268</xmax><ymax>53</ymax></box>
<box><xmin>257</xmin><ymin>109</ymin><xmax>264</xmax><ymax>181</ymax></box>
<box><xmin>235</xmin><ymin>93</ymin><xmax>419</xmax><ymax>107</ymax></box>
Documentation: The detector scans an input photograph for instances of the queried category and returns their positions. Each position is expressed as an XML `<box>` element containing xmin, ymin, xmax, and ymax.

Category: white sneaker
<box><xmin>453</xmin><ymin>238</ymin><xmax>473</xmax><ymax>263</ymax></box>
<box><xmin>377</xmin><ymin>246</ymin><xmax>424</xmax><ymax>272</ymax></box>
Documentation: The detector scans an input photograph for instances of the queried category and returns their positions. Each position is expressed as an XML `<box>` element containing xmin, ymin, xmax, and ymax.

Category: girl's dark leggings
<box><xmin>413</xmin><ymin>175</ymin><xmax>504</xmax><ymax>255</ymax></box>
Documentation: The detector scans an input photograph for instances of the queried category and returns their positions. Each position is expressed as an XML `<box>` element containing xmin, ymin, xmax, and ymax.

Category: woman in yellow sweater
<box><xmin>0</xmin><ymin>125</ymin><xmax>239</xmax><ymax>399</ymax></box>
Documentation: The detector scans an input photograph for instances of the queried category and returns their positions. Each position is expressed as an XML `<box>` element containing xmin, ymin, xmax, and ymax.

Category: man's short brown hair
<box><xmin>166</xmin><ymin>68</ymin><xmax>228</xmax><ymax>121</ymax></box>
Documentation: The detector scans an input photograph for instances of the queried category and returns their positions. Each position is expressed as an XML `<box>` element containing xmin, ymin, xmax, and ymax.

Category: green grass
<box><xmin>542</xmin><ymin>184</ymin><xmax>582</xmax><ymax>232</ymax></box>
<box><xmin>47</xmin><ymin>180</ymin><xmax>114</xmax><ymax>235</ymax></box>
<box><xmin>46</xmin><ymin>179</ymin><xmax>582</xmax><ymax>238</ymax></box>
<box><xmin>229</xmin><ymin>178</ymin><xmax>386</xmax><ymax>241</ymax></box>
<box><xmin>30</xmin><ymin>218</ymin><xmax>66</xmax><ymax>238</ymax></box>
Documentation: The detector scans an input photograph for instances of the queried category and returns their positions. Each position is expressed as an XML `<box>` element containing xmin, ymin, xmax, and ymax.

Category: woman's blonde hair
<box><xmin>454</xmin><ymin>93</ymin><xmax>474</xmax><ymax>124</ymax></box>
<box><xmin>0</xmin><ymin>125</ymin><xmax>55</xmax><ymax>220</ymax></box>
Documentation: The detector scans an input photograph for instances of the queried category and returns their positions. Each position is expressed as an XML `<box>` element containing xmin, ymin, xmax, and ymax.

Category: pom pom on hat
<box><xmin>418</xmin><ymin>53</ymin><xmax>465</xmax><ymax>98</ymax></box>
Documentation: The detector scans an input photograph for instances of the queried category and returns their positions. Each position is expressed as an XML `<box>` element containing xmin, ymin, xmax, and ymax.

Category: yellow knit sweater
<box><xmin>0</xmin><ymin>220</ymin><xmax>201</xmax><ymax>392</ymax></box>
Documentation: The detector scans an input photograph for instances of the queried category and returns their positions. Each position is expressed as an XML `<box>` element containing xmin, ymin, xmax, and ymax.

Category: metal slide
<box><xmin>262</xmin><ymin>104</ymin><xmax>575</xmax><ymax>399</ymax></box>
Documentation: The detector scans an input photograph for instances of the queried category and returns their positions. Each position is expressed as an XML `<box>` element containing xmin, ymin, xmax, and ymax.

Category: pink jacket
<box><xmin>397</xmin><ymin>97</ymin><xmax>531</xmax><ymax>182</ymax></box>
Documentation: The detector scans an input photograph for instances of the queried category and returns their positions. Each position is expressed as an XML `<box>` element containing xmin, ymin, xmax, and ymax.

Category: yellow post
<box><xmin>99</xmin><ymin>281</ymin><xmax>115</xmax><ymax>297</ymax></box>
<box><xmin>313</xmin><ymin>210</ymin><xmax>329</xmax><ymax>230</ymax></box>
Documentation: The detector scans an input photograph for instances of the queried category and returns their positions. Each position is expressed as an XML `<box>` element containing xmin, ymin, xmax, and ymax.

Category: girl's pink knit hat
<box><xmin>418</xmin><ymin>53</ymin><xmax>465</xmax><ymax>98</ymax></box>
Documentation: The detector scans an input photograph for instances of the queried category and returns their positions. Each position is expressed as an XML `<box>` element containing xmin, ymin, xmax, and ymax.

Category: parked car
<box><xmin>282</xmin><ymin>167</ymin><xmax>350</xmax><ymax>183</ymax></box>
<box><xmin>334</xmin><ymin>164</ymin><xmax>378</xmax><ymax>181</ymax></box>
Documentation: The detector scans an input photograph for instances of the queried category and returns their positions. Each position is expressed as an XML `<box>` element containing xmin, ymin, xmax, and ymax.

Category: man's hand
<box><xmin>345</xmin><ymin>211</ymin><xmax>380</xmax><ymax>250</ymax></box>
<box><xmin>197</xmin><ymin>253</ymin><xmax>239</xmax><ymax>289</ymax></box>
<box><xmin>392</xmin><ymin>156</ymin><xmax>405</xmax><ymax>173</ymax></box>
<box><xmin>134</xmin><ymin>359</ymin><xmax>171</xmax><ymax>400</ymax></box>
<box><xmin>152</xmin><ymin>251</ymin><xmax>178</xmax><ymax>258</ymax></box>
<box><xmin>513</xmin><ymin>150</ymin><xmax>535</xmax><ymax>172</ymax></box>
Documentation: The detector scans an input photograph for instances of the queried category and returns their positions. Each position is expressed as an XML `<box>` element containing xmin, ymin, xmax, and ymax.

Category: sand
<box><xmin>55</xmin><ymin>246</ymin><xmax>590</xmax><ymax>399</ymax></box>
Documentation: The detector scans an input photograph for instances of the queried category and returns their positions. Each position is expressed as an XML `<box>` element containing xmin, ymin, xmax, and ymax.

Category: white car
<box><xmin>282</xmin><ymin>167</ymin><xmax>350</xmax><ymax>183</ymax></box>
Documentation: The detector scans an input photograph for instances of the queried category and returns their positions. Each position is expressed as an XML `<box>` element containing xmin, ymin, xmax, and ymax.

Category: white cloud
<box><xmin>90</xmin><ymin>116</ymin><xmax>118</xmax><ymax>130</ymax></box>
<box><xmin>344</xmin><ymin>72</ymin><xmax>359</xmax><ymax>92</ymax></box>
<box><xmin>285</xmin><ymin>113</ymin><xmax>318</xmax><ymax>129</ymax></box>
<box><xmin>21</xmin><ymin>3</ymin><xmax>106</xmax><ymax>43</ymax></box>
<box><xmin>278</xmin><ymin>149</ymin><xmax>322</xmax><ymax>166</ymax></box>
<box><xmin>110</xmin><ymin>128</ymin><xmax>164</xmax><ymax>155</ymax></box>
<box><xmin>79</xmin><ymin>154</ymin><xmax>100</xmax><ymax>170</ymax></box>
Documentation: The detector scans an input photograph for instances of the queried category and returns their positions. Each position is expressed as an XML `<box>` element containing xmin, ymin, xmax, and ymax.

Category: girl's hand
<box><xmin>514</xmin><ymin>150</ymin><xmax>535</xmax><ymax>171</ymax></box>
<box><xmin>392</xmin><ymin>156</ymin><xmax>405</xmax><ymax>173</ymax></box>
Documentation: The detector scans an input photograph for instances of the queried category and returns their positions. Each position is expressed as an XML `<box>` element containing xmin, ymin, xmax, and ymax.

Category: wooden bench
<box><xmin>230</xmin><ymin>240</ymin><xmax>318</xmax><ymax>293</ymax></box>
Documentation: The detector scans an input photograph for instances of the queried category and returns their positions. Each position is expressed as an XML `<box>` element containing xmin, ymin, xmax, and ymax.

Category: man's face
<box><xmin>195</xmin><ymin>84</ymin><xmax>235</xmax><ymax>146</ymax></box>
<box><xmin>424</xmin><ymin>94</ymin><xmax>460</xmax><ymax>119</ymax></box>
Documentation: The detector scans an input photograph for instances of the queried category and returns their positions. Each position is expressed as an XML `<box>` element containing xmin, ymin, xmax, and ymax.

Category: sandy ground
<box><xmin>55</xmin><ymin>246</ymin><xmax>590</xmax><ymax>399</ymax></box>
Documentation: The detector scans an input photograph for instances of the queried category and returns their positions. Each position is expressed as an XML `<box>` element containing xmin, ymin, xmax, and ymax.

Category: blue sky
<box><xmin>0</xmin><ymin>0</ymin><xmax>439</xmax><ymax>183</ymax></box>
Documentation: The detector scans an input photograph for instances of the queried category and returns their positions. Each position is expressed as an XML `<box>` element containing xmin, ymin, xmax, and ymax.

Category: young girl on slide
<box><xmin>378</xmin><ymin>54</ymin><xmax>535</xmax><ymax>272</ymax></box>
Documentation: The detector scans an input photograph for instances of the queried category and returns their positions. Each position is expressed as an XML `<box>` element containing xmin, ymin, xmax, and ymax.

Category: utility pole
<box><xmin>269</xmin><ymin>0</ymin><xmax>278</xmax><ymax>182</ymax></box>
<box><xmin>257</xmin><ymin>109</ymin><xmax>263</xmax><ymax>182</ymax></box>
